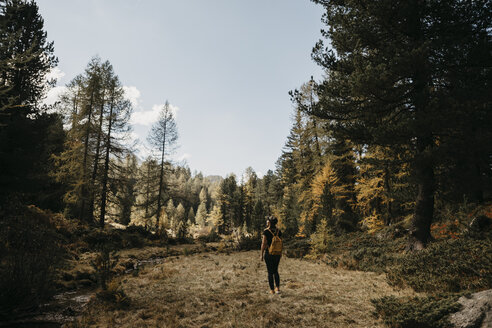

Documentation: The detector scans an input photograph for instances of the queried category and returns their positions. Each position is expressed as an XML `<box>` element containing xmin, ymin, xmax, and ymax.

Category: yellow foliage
<box><xmin>305</xmin><ymin>160</ymin><xmax>338</xmax><ymax>224</ymax></box>
<box><xmin>361</xmin><ymin>210</ymin><xmax>385</xmax><ymax>234</ymax></box>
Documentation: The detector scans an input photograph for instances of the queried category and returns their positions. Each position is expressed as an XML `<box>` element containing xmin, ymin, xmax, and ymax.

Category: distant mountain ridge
<box><xmin>205</xmin><ymin>175</ymin><xmax>223</xmax><ymax>184</ymax></box>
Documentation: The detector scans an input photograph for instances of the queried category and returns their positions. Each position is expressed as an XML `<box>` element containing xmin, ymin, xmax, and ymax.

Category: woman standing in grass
<box><xmin>260</xmin><ymin>216</ymin><xmax>282</xmax><ymax>294</ymax></box>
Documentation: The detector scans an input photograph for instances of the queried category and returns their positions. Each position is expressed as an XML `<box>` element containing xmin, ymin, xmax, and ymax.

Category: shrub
<box><xmin>283</xmin><ymin>237</ymin><xmax>310</xmax><ymax>258</ymax></box>
<box><xmin>387</xmin><ymin>237</ymin><xmax>492</xmax><ymax>293</ymax></box>
<box><xmin>308</xmin><ymin>219</ymin><xmax>334</xmax><ymax>256</ymax></box>
<box><xmin>84</xmin><ymin>227</ymin><xmax>148</xmax><ymax>250</ymax></box>
<box><xmin>235</xmin><ymin>235</ymin><xmax>259</xmax><ymax>251</ymax></box>
<box><xmin>305</xmin><ymin>231</ymin><xmax>405</xmax><ymax>272</ymax></box>
<box><xmin>121</xmin><ymin>232</ymin><xmax>145</xmax><ymax>249</ymax></box>
<box><xmin>197</xmin><ymin>229</ymin><xmax>220</xmax><ymax>243</ymax></box>
<box><xmin>126</xmin><ymin>225</ymin><xmax>156</xmax><ymax>240</ymax></box>
<box><xmin>84</xmin><ymin>229</ymin><xmax>123</xmax><ymax>250</ymax></box>
<box><xmin>91</xmin><ymin>246</ymin><xmax>119</xmax><ymax>290</ymax></box>
<box><xmin>0</xmin><ymin>204</ymin><xmax>64</xmax><ymax>318</ymax></box>
<box><xmin>96</xmin><ymin>278</ymin><xmax>130</xmax><ymax>308</ymax></box>
<box><xmin>372</xmin><ymin>295</ymin><xmax>461</xmax><ymax>328</ymax></box>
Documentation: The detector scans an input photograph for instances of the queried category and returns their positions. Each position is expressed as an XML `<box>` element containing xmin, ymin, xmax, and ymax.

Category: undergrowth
<box><xmin>292</xmin><ymin>205</ymin><xmax>492</xmax><ymax>328</ymax></box>
<box><xmin>387</xmin><ymin>237</ymin><xmax>492</xmax><ymax>293</ymax></box>
<box><xmin>372</xmin><ymin>295</ymin><xmax>461</xmax><ymax>328</ymax></box>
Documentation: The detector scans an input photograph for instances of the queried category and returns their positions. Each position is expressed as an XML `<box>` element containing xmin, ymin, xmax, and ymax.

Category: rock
<box><xmin>469</xmin><ymin>215</ymin><xmax>492</xmax><ymax>233</ymax></box>
<box><xmin>449</xmin><ymin>289</ymin><xmax>492</xmax><ymax>328</ymax></box>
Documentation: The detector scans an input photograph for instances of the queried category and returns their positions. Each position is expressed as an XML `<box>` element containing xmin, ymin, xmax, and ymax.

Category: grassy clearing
<box><xmin>68</xmin><ymin>250</ymin><xmax>417</xmax><ymax>328</ymax></box>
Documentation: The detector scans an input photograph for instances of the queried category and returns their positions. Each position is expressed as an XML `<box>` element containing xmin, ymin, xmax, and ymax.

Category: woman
<box><xmin>260</xmin><ymin>216</ymin><xmax>282</xmax><ymax>294</ymax></box>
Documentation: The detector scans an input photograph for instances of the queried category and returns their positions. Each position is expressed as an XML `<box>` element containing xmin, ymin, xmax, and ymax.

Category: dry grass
<box><xmin>69</xmin><ymin>250</ymin><xmax>418</xmax><ymax>328</ymax></box>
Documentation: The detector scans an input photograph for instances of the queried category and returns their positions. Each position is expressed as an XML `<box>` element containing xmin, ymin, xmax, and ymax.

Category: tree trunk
<box><xmin>88</xmin><ymin>91</ymin><xmax>106</xmax><ymax>222</ymax></box>
<box><xmin>383</xmin><ymin>164</ymin><xmax>393</xmax><ymax>226</ymax></box>
<box><xmin>99</xmin><ymin>92</ymin><xmax>114</xmax><ymax>228</ymax></box>
<box><xmin>80</xmin><ymin>88</ymin><xmax>95</xmax><ymax>223</ymax></box>
<box><xmin>144</xmin><ymin>161</ymin><xmax>150</xmax><ymax>220</ymax></box>
<box><xmin>409</xmin><ymin>137</ymin><xmax>434</xmax><ymax>250</ymax></box>
<box><xmin>155</xmin><ymin>123</ymin><xmax>167</xmax><ymax>230</ymax></box>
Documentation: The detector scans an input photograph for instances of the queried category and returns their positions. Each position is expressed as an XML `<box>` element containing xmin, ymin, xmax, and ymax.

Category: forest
<box><xmin>1</xmin><ymin>0</ymin><xmax>491</xmax><ymax>327</ymax></box>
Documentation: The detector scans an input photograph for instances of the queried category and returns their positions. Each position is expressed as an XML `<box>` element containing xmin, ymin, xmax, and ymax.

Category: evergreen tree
<box><xmin>135</xmin><ymin>157</ymin><xmax>159</xmax><ymax>229</ymax></box>
<box><xmin>98</xmin><ymin>65</ymin><xmax>132</xmax><ymax>227</ymax></box>
<box><xmin>54</xmin><ymin>58</ymin><xmax>132</xmax><ymax>226</ymax></box>
<box><xmin>187</xmin><ymin>207</ymin><xmax>195</xmax><ymax>225</ymax></box>
<box><xmin>199</xmin><ymin>187</ymin><xmax>208</xmax><ymax>205</ymax></box>
<box><xmin>166</xmin><ymin>199</ymin><xmax>176</xmax><ymax>233</ymax></box>
<box><xmin>355</xmin><ymin>145</ymin><xmax>413</xmax><ymax>231</ymax></box>
<box><xmin>175</xmin><ymin>203</ymin><xmax>187</xmax><ymax>238</ymax></box>
<box><xmin>243</xmin><ymin>167</ymin><xmax>257</xmax><ymax>230</ymax></box>
<box><xmin>251</xmin><ymin>199</ymin><xmax>266</xmax><ymax>237</ymax></box>
<box><xmin>115</xmin><ymin>154</ymin><xmax>138</xmax><ymax>226</ymax></box>
<box><xmin>195</xmin><ymin>202</ymin><xmax>208</xmax><ymax>227</ymax></box>
<box><xmin>148</xmin><ymin>101</ymin><xmax>178</xmax><ymax>230</ymax></box>
<box><xmin>217</xmin><ymin>174</ymin><xmax>239</xmax><ymax>234</ymax></box>
<box><xmin>0</xmin><ymin>0</ymin><xmax>62</xmax><ymax>207</ymax></box>
<box><xmin>309</xmin><ymin>0</ymin><xmax>492</xmax><ymax>248</ymax></box>
<box><xmin>206</xmin><ymin>204</ymin><xmax>223</xmax><ymax>233</ymax></box>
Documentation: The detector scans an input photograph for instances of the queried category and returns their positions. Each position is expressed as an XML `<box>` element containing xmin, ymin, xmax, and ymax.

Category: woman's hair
<box><xmin>268</xmin><ymin>216</ymin><xmax>278</xmax><ymax>228</ymax></box>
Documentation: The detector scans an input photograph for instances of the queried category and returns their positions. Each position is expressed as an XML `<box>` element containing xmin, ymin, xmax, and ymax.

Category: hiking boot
<box><xmin>275</xmin><ymin>288</ymin><xmax>281</xmax><ymax>294</ymax></box>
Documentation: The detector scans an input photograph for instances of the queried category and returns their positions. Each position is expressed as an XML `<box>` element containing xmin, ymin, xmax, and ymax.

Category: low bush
<box><xmin>0</xmin><ymin>204</ymin><xmax>64</xmax><ymax>318</ymax></box>
<box><xmin>91</xmin><ymin>246</ymin><xmax>119</xmax><ymax>290</ymax></box>
<box><xmin>387</xmin><ymin>237</ymin><xmax>492</xmax><ymax>293</ymax></box>
<box><xmin>96</xmin><ymin>278</ymin><xmax>130</xmax><ymax>309</ymax></box>
<box><xmin>305</xmin><ymin>231</ymin><xmax>405</xmax><ymax>272</ymax></box>
<box><xmin>84</xmin><ymin>229</ymin><xmax>123</xmax><ymax>249</ymax></box>
<box><xmin>84</xmin><ymin>228</ymin><xmax>149</xmax><ymax>250</ymax></box>
<box><xmin>308</xmin><ymin>219</ymin><xmax>334</xmax><ymax>256</ymax></box>
<box><xmin>283</xmin><ymin>237</ymin><xmax>310</xmax><ymax>258</ymax></box>
<box><xmin>372</xmin><ymin>295</ymin><xmax>461</xmax><ymax>328</ymax></box>
<box><xmin>235</xmin><ymin>235</ymin><xmax>259</xmax><ymax>251</ymax></box>
<box><xmin>197</xmin><ymin>229</ymin><xmax>220</xmax><ymax>243</ymax></box>
<box><xmin>126</xmin><ymin>225</ymin><xmax>157</xmax><ymax>240</ymax></box>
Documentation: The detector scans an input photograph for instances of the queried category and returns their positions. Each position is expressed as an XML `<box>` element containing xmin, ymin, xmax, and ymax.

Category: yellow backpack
<box><xmin>268</xmin><ymin>228</ymin><xmax>283</xmax><ymax>255</ymax></box>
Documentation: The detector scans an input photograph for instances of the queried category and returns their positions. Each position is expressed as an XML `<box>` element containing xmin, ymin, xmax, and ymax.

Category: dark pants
<box><xmin>264</xmin><ymin>253</ymin><xmax>280</xmax><ymax>290</ymax></box>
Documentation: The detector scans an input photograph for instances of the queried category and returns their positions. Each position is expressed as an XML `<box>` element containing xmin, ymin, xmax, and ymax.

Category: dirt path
<box><xmin>73</xmin><ymin>250</ymin><xmax>417</xmax><ymax>328</ymax></box>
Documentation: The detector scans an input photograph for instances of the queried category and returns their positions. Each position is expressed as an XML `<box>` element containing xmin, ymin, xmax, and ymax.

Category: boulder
<box><xmin>449</xmin><ymin>289</ymin><xmax>492</xmax><ymax>328</ymax></box>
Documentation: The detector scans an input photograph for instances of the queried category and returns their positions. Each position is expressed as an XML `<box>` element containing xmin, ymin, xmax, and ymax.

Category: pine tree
<box><xmin>187</xmin><ymin>207</ymin><xmax>195</xmax><ymax>225</ymax></box>
<box><xmin>309</xmin><ymin>0</ymin><xmax>491</xmax><ymax>248</ymax></box>
<box><xmin>115</xmin><ymin>154</ymin><xmax>138</xmax><ymax>226</ymax></box>
<box><xmin>135</xmin><ymin>157</ymin><xmax>159</xmax><ymax>229</ymax></box>
<box><xmin>195</xmin><ymin>202</ymin><xmax>208</xmax><ymax>227</ymax></box>
<box><xmin>243</xmin><ymin>167</ymin><xmax>257</xmax><ymax>229</ymax></box>
<box><xmin>206</xmin><ymin>204</ymin><xmax>223</xmax><ymax>233</ymax></box>
<box><xmin>175</xmin><ymin>203</ymin><xmax>187</xmax><ymax>238</ymax></box>
<box><xmin>98</xmin><ymin>64</ymin><xmax>132</xmax><ymax>227</ymax></box>
<box><xmin>54</xmin><ymin>58</ymin><xmax>132</xmax><ymax>225</ymax></box>
<box><xmin>251</xmin><ymin>199</ymin><xmax>266</xmax><ymax>237</ymax></box>
<box><xmin>148</xmin><ymin>101</ymin><xmax>178</xmax><ymax>230</ymax></box>
<box><xmin>0</xmin><ymin>0</ymin><xmax>62</xmax><ymax>206</ymax></box>
<box><xmin>166</xmin><ymin>199</ymin><xmax>176</xmax><ymax>234</ymax></box>
<box><xmin>217</xmin><ymin>175</ymin><xmax>239</xmax><ymax>234</ymax></box>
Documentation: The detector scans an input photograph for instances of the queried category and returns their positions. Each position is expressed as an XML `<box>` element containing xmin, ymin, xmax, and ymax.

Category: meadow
<box><xmin>68</xmin><ymin>249</ymin><xmax>417</xmax><ymax>328</ymax></box>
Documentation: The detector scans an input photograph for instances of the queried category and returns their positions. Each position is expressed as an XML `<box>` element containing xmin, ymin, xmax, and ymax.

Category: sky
<box><xmin>38</xmin><ymin>0</ymin><xmax>326</xmax><ymax>178</ymax></box>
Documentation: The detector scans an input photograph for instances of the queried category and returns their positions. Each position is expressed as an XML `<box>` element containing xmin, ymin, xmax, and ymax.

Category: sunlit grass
<box><xmin>69</xmin><ymin>250</ymin><xmax>418</xmax><ymax>327</ymax></box>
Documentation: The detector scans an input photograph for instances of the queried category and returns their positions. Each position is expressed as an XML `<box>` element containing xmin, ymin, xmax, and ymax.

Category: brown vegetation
<box><xmin>69</xmin><ymin>250</ymin><xmax>417</xmax><ymax>328</ymax></box>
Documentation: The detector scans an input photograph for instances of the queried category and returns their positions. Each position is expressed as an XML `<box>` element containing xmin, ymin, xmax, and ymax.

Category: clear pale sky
<box><xmin>38</xmin><ymin>0</ymin><xmax>325</xmax><ymax>178</ymax></box>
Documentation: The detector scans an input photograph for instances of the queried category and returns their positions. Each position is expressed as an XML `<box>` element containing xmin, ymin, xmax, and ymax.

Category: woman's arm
<box><xmin>260</xmin><ymin>235</ymin><xmax>267</xmax><ymax>261</ymax></box>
